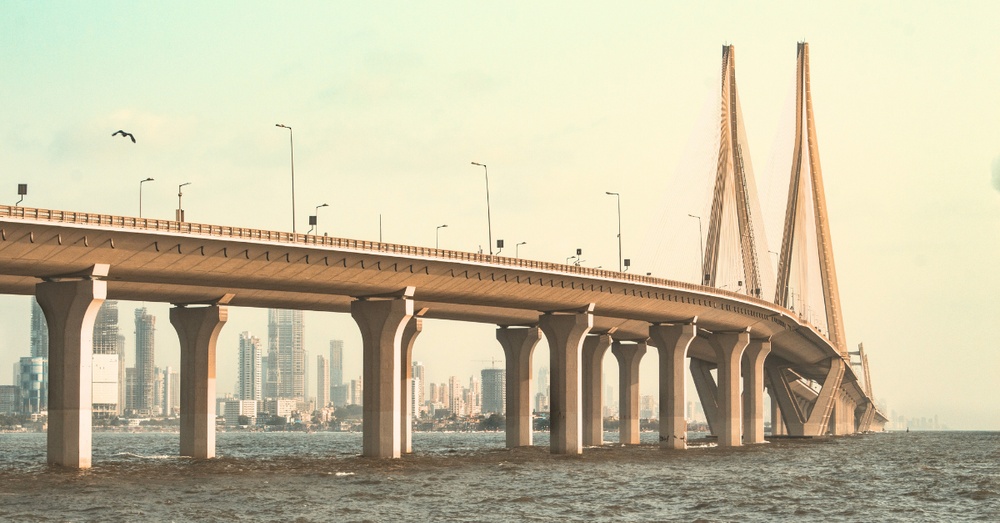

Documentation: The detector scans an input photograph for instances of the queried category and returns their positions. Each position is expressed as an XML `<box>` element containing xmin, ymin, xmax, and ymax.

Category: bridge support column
<box><xmin>352</xmin><ymin>290</ymin><xmax>414</xmax><ymax>458</ymax></box>
<box><xmin>581</xmin><ymin>334</ymin><xmax>611</xmax><ymax>447</ymax></box>
<box><xmin>770</xmin><ymin>387</ymin><xmax>786</xmax><ymax>435</ymax></box>
<box><xmin>538</xmin><ymin>307</ymin><xmax>593</xmax><ymax>455</ymax></box>
<box><xmin>742</xmin><ymin>338</ymin><xmax>771</xmax><ymax>444</ymax></box>
<box><xmin>707</xmin><ymin>330</ymin><xmax>750</xmax><ymax>447</ymax></box>
<box><xmin>400</xmin><ymin>317</ymin><xmax>422</xmax><ymax>454</ymax></box>
<box><xmin>36</xmin><ymin>277</ymin><xmax>106</xmax><ymax>469</ymax></box>
<box><xmin>612</xmin><ymin>341</ymin><xmax>646</xmax><ymax>445</ymax></box>
<box><xmin>857</xmin><ymin>402</ymin><xmax>875</xmax><ymax>433</ymax></box>
<box><xmin>497</xmin><ymin>326</ymin><xmax>541</xmax><ymax>447</ymax></box>
<box><xmin>767</xmin><ymin>357</ymin><xmax>845</xmax><ymax>436</ymax></box>
<box><xmin>690</xmin><ymin>358</ymin><xmax>720</xmax><ymax>436</ymax></box>
<box><xmin>649</xmin><ymin>323</ymin><xmax>697</xmax><ymax>449</ymax></box>
<box><xmin>171</xmin><ymin>304</ymin><xmax>227</xmax><ymax>459</ymax></box>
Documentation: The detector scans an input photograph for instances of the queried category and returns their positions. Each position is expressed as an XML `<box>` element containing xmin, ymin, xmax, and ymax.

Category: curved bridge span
<box><xmin>0</xmin><ymin>205</ymin><xmax>881</xmax><ymax>466</ymax></box>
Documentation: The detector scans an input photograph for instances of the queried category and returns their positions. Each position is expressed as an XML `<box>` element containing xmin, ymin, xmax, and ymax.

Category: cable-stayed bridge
<box><xmin>0</xmin><ymin>43</ymin><xmax>885</xmax><ymax>468</ymax></box>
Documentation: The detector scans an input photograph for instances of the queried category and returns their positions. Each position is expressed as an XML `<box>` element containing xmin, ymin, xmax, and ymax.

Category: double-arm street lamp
<box><xmin>176</xmin><ymin>182</ymin><xmax>191</xmax><ymax>222</ymax></box>
<box><xmin>139</xmin><ymin>177</ymin><xmax>154</xmax><ymax>218</ymax></box>
<box><xmin>275</xmin><ymin>124</ymin><xmax>296</xmax><ymax>233</ymax></box>
<box><xmin>470</xmin><ymin>162</ymin><xmax>492</xmax><ymax>255</ymax></box>
<box><xmin>605</xmin><ymin>191</ymin><xmax>622</xmax><ymax>272</ymax></box>
<box><xmin>516</xmin><ymin>241</ymin><xmax>526</xmax><ymax>259</ymax></box>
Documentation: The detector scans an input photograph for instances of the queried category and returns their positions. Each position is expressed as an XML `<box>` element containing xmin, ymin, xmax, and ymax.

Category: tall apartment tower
<box><xmin>481</xmin><ymin>368</ymin><xmax>505</xmax><ymax>415</ymax></box>
<box><xmin>316</xmin><ymin>355</ymin><xmax>330</xmax><ymax>407</ymax></box>
<box><xmin>134</xmin><ymin>307</ymin><xmax>156</xmax><ymax>415</ymax></box>
<box><xmin>30</xmin><ymin>299</ymin><xmax>48</xmax><ymax>358</ymax></box>
<box><xmin>412</xmin><ymin>361</ymin><xmax>425</xmax><ymax>409</ymax></box>
<box><xmin>329</xmin><ymin>339</ymin><xmax>344</xmax><ymax>385</ymax></box>
<box><xmin>93</xmin><ymin>301</ymin><xmax>126</xmax><ymax>416</ymax></box>
<box><xmin>238</xmin><ymin>332</ymin><xmax>263</xmax><ymax>401</ymax></box>
<box><xmin>266</xmin><ymin>309</ymin><xmax>305</xmax><ymax>399</ymax></box>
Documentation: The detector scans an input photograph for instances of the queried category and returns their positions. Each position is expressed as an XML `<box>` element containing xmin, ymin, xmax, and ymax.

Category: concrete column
<box><xmin>649</xmin><ymin>323</ymin><xmax>696</xmax><ymax>449</ymax></box>
<box><xmin>741</xmin><ymin>339</ymin><xmax>771</xmax><ymax>444</ymax></box>
<box><xmin>538</xmin><ymin>307</ymin><xmax>593</xmax><ymax>455</ymax></box>
<box><xmin>352</xmin><ymin>293</ymin><xmax>414</xmax><ymax>458</ymax></box>
<box><xmin>171</xmin><ymin>304</ymin><xmax>227</xmax><ymax>459</ymax></box>
<box><xmin>690</xmin><ymin>358</ymin><xmax>720</xmax><ymax>435</ymax></box>
<box><xmin>400</xmin><ymin>317</ymin><xmax>422</xmax><ymax>454</ymax></box>
<box><xmin>611</xmin><ymin>341</ymin><xmax>646</xmax><ymax>445</ymax></box>
<box><xmin>36</xmin><ymin>278</ymin><xmax>106</xmax><ymax>469</ymax></box>
<box><xmin>706</xmin><ymin>330</ymin><xmax>750</xmax><ymax>447</ymax></box>
<box><xmin>581</xmin><ymin>334</ymin><xmax>611</xmax><ymax>447</ymax></box>
<box><xmin>496</xmin><ymin>326</ymin><xmax>541</xmax><ymax>447</ymax></box>
<box><xmin>770</xmin><ymin>387</ymin><xmax>786</xmax><ymax>435</ymax></box>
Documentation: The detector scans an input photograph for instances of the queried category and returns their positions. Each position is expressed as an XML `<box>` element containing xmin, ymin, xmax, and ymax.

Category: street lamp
<box><xmin>176</xmin><ymin>182</ymin><xmax>191</xmax><ymax>222</ymax></box>
<box><xmin>436</xmin><ymin>224</ymin><xmax>448</xmax><ymax>249</ymax></box>
<box><xmin>275</xmin><ymin>124</ymin><xmax>296</xmax><ymax>234</ymax></box>
<box><xmin>688</xmin><ymin>214</ymin><xmax>704</xmax><ymax>284</ymax></box>
<box><xmin>516</xmin><ymin>241</ymin><xmax>526</xmax><ymax>259</ymax></box>
<box><xmin>470</xmin><ymin>162</ymin><xmax>492</xmax><ymax>255</ymax></box>
<box><xmin>139</xmin><ymin>177</ymin><xmax>154</xmax><ymax>218</ymax></box>
<box><xmin>308</xmin><ymin>203</ymin><xmax>329</xmax><ymax>234</ymax></box>
<box><xmin>606</xmin><ymin>192</ymin><xmax>622</xmax><ymax>272</ymax></box>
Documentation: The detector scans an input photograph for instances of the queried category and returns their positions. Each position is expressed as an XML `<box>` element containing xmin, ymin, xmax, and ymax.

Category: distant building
<box><xmin>125</xmin><ymin>367</ymin><xmax>137</xmax><ymax>413</ymax></box>
<box><xmin>165</xmin><ymin>367</ymin><xmax>179</xmax><ymax>416</ymax></box>
<box><xmin>93</xmin><ymin>300</ymin><xmax>126</xmax><ymax>416</ymax></box>
<box><xmin>266</xmin><ymin>309</ymin><xmax>304</xmax><ymax>400</ymax></box>
<box><xmin>331</xmin><ymin>384</ymin><xmax>348</xmax><ymax>407</ymax></box>
<box><xmin>264</xmin><ymin>398</ymin><xmax>296</xmax><ymax>420</ymax></box>
<box><xmin>134</xmin><ymin>307</ymin><xmax>156</xmax><ymax>415</ymax></box>
<box><xmin>481</xmin><ymin>368</ymin><xmax>505</xmax><ymax>415</ymax></box>
<box><xmin>410</xmin><ymin>375</ymin><xmax>421</xmax><ymax>419</ymax></box>
<box><xmin>329</xmin><ymin>339</ymin><xmax>344</xmax><ymax>387</ymax></box>
<box><xmin>0</xmin><ymin>385</ymin><xmax>20</xmax><ymax>414</ymax></box>
<box><xmin>29</xmin><ymin>299</ymin><xmax>48</xmax><ymax>358</ymax></box>
<box><xmin>412</xmin><ymin>361</ymin><xmax>425</xmax><ymax>409</ymax></box>
<box><xmin>316</xmin><ymin>354</ymin><xmax>330</xmax><ymax>408</ymax></box>
<box><xmin>224</xmin><ymin>400</ymin><xmax>258</xmax><ymax>426</ymax></box>
<box><xmin>18</xmin><ymin>357</ymin><xmax>47</xmax><ymax>414</ymax></box>
<box><xmin>348</xmin><ymin>378</ymin><xmax>363</xmax><ymax>406</ymax></box>
<box><xmin>237</xmin><ymin>332</ymin><xmax>263</xmax><ymax>401</ymax></box>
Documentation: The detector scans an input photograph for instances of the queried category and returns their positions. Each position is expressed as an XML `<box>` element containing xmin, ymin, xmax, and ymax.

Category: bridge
<box><xmin>1</xmin><ymin>43</ymin><xmax>886</xmax><ymax>468</ymax></box>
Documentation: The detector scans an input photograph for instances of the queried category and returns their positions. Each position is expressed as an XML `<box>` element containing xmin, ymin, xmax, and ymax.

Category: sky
<box><xmin>1</xmin><ymin>2</ymin><xmax>998</xmax><ymax>429</ymax></box>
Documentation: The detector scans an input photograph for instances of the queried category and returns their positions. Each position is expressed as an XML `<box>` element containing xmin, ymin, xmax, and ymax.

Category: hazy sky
<box><xmin>2</xmin><ymin>2</ymin><xmax>998</xmax><ymax>429</ymax></box>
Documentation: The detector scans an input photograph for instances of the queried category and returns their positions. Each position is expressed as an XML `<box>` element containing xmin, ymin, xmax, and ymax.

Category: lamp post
<box><xmin>176</xmin><ymin>182</ymin><xmax>191</xmax><ymax>222</ymax></box>
<box><xmin>470</xmin><ymin>162</ymin><xmax>492</xmax><ymax>255</ymax></box>
<box><xmin>139</xmin><ymin>177</ymin><xmax>154</xmax><ymax>218</ymax></box>
<box><xmin>688</xmin><ymin>214</ymin><xmax>704</xmax><ymax>284</ymax></box>
<box><xmin>605</xmin><ymin>191</ymin><xmax>622</xmax><ymax>272</ymax></box>
<box><xmin>275</xmin><ymin>124</ymin><xmax>296</xmax><ymax>233</ymax></box>
<box><xmin>436</xmin><ymin>224</ymin><xmax>448</xmax><ymax>249</ymax></box>
<box><xmin>308</xmin><ymin>203</ymin><xmax>329</xmax><ymax>234</ymax></box>
<box><xmin>516</xmin><ymin>241</ymin><xmax>526</xmax><ymax>259</ymax></box>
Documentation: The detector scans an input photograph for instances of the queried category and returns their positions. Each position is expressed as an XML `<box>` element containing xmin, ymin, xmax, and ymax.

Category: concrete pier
<box><xmin>649</xmin><ymin>323</ymin><xmax>697</xmax><ymax>449</ymax></box>
<box><xmin>612</xmin><ymin>341</ymin><xmax>646</xmax><ymax>445</ymax></box>
<box><xmin>171</xmin><ymin>304</ymin><xmax>228</xmax><ymax>459</ymax></box>
<box><xmin>400</xmin><ymin>317</ymin><xmax>422</xmax><ymax>453</ymax></box>
<box><xmin>539</xmin><ymin>306</ymin><xmax>593</xmax><ymax>455</ymax></box>
<box><xmin>497</xmin><ymin>326</ymin><xmax>541</xmax><ymax>447</ymax></box>
<box><xmin>707</xmin><ymin>330</ymin><xmax>750</xmax><ymax>447</ymax></box>
<box><xmin>352</xmin><ymin>289</ymin><xmax>414</xmax><ymax>458</ymax></box>
<box><xmin>581</xmin><ymin>333</ymin><xmax>611</xmax><ymax>447</ymax></box>
<box><xmin>36</xmin><ymin>275</ymin><xmax>107</xmax><ymax>469</ymax></box>
<box><xmin>742</xmin><ymin>338</ymin><xmax>771</xmax><ymax>444</ymax></box>
<box><xmin>690</xmin><ymin>357</ymin><xmax>720</xmax><ymax>435</ymax></box>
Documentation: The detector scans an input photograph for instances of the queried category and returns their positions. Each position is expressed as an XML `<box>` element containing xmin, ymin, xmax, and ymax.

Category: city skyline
<box><xmin>0</xmin><ymin>3</ymin><xmax>998</xmax><ymax>429</ymax></box>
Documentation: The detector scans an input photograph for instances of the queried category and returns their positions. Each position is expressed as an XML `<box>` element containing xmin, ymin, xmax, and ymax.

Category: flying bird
<box><xmin>112</xmin><ymin>130</ymin><xmax>136</xmax><ymax>143</ymax></box>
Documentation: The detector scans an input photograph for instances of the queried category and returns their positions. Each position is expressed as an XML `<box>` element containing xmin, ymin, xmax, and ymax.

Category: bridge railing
<box><xmin>1</xmin><ymin>204</ymin><xmax>800</xmax><ymax>320</ymax></box>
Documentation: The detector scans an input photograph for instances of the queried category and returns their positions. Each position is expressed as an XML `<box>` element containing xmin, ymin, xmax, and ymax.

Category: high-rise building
<box><xmin>412</xmin><ymin>361</ymin><xmax>425</xmax><ymax>409</ymax></box>
<box><xmin>411</xmin><ymin>374</ymin><xmax>421</xmax><ymax>420</ymax></box>
<box><xmin>29</xmin><ymin>299</ymin><xmax>48</xmax><ymax>358</ymax></box>
<box><xmin>448</xmin><ymin>376</ymin><xmax>460</xmax><ymax>412</ymax></box>
<box><xmin>165</xmin><ymin>367</ymin><xmax>179</xmax><ymax>416</ymax></box>
<box><xmin>0</xmin><ymin>385</ymin><xmax>20</xmax><ymax>414</ymax></box>
<box><xmin>266</xmin><ymin>309</ymin><xmax>305</xmax><ymax>399</ymax></box>
<box><xmin>134</xmin><ymin>307</ymin><xmax>156</xmax><ymax>415</ymax></box>
<box><xmin>18</xmin><ymin>357</ymin><xmax>47</xmax><ymax>414</ymax></box>
<box><xmin>329</xmin><ymin>339</ymin><xmax>344</xmax><ymax>396</ymax></box>
<box><xmin>481</xmin><ymin>368</ymin><xmax>505</xmax><ymax>415</ymax></box>
<box><xmin>237</xmin><ymin>332</ymin><xmax>263</xmax><ymax>401</ymax></box>
<box><xmin>93</xmin><ymin>301</ymin><xmax>125</xmax><ymax>416</ymax></box>
<box><xmin>316</xmin><ymin>355</ymin><xmax>330</xmax><ymax>407</ymax></box>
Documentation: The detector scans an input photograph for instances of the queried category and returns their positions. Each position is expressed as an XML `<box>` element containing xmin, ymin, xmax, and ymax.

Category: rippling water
<box><xmin>0</xmin><ymin>431</ymin><xmax>996</xmax><ymax>521</ymax></box>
